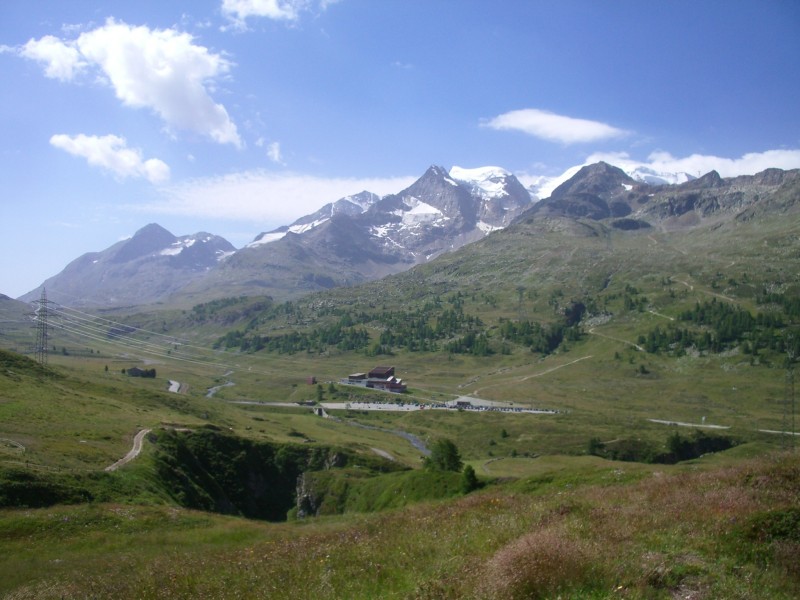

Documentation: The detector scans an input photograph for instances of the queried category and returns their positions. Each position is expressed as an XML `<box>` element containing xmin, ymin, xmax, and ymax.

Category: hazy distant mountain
<box><xmin>19</xmin><ymin>224</ymin><xmax>235</xmax><ymax>307</ymax></box>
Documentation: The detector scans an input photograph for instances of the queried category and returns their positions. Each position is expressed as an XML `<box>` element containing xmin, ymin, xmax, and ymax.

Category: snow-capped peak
<box><xmin>340</xmin><ymin>192</ymin><xmax>377</xmax><ymax>212</ymax></box>
<box><xmin>525</xmin><ymin>165</ymin><xmax>583</xmax><ymax>200</ymax></box>
<box><xmin>626</xmin><ymin>166</ymin><xmax>695</xmax><ymax>186</ymax></box>
<box><xmin>449</xmin><ymin>165</ymin><xmax>512</xmax><ymax>199</ymax></box>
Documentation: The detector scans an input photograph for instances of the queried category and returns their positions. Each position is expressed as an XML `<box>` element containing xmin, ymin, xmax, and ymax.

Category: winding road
<box><xmin>105</xmin><ymin>428</ymin><xmax>152</xmax><ymax>472</ymax></box>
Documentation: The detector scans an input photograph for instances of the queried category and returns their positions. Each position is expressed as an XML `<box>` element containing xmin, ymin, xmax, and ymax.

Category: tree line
<box><xmin>639</xmin><ymin>297</ymin><xmax>798</xmax><ymax>357</ymax></box>
<box><xmin>213</xmin><ymin>293</ymin><xmax>585</xmax><ymax>358</ymax></box>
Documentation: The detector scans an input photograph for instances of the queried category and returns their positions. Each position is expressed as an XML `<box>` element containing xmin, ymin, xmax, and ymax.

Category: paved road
<box><xmin>105</xmin><ymin>428</ymin><xmax>152</xmax><ymax>472</ymax></box>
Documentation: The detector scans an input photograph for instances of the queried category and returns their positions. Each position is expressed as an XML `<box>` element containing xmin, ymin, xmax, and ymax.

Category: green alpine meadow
<box><xmin>2</xmin><ymin>162</ymin><xmax>799</xmax><ymax>599</ymax></box>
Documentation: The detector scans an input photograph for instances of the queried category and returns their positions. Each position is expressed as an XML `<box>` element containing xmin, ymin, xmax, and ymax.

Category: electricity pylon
<box><xmin>33</xmin><ymin>288</ymin><xmax>52</xmax><ymax>366</ymax></box>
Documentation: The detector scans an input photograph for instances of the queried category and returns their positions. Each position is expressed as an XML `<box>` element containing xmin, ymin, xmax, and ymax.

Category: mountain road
<box><xmin>105</xmin><ymin>428</ymin><xmax>152</xmax><ymax>472</ymax></box>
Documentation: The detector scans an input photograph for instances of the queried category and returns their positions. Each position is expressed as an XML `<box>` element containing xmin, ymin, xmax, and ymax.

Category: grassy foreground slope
<box><xmin>1</xmin><ymin>451</ymin><xmax>798</xmax><ymax>599</ymax></box>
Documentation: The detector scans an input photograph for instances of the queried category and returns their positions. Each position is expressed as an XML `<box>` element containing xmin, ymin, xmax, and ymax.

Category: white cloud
<box><xmin>222</xmin><ymin>0</ymin><xmax>305</xmax><ymax>23</ymax></box>
<box><xmin>585</xmin><ymin>149</ymin><xmax>800</xmax><ymax>178</ymax></box>
<box><xmin>77</xmin><ymin>19</ymin><xmax>240</xmax><ymax>146</ymax></box>
<box><xmin>19</xmin><ymin>19</ymin><xmax>240</xmax><ymax>147</ymax></box>
<box><xmin>141</xmin><ymin>170</ymin><xmax>416</xmax><ymax>224</ymax></box>
<box><xmin>483</xmin><ymin>108</ymin><xmax>629</xmax><ymax>144</ymax></box>
<box><xmin>50</xmin><ymin>133</ymin><xmax>170</xmax><ymax>184</ymax></box>
<box><xmin>221</xmin><ymin>0</ymin><xmax>337</xmax><ymax>28</ymax></box>
<box><xmin>266</xmin><ymin>141</ymin><xmax>284</xmax><ymax>164</ymax></box>
<box><xmin>20</xmin><ymin>35</ymin><xmax>86</xmax><ymax>81</ymax></box>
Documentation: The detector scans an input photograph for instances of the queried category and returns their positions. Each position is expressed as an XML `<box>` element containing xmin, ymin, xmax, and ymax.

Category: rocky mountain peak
<box><xmin>394</xmin><ymin>165</ymin><xmax>472</xmax><ymax>216</ymax></box>
<box><xmin>685</xmin><ymin>170</ymin><xmax>724</xmax><ymax>189</ymax></box>
<box><xmin>111</xmin><ymin>223</ymin><xmax>177</xmax><ymax>264</ymax></box>
<box><xmin>422</xmin><ymin>165</ymin><xmax>452</xmax><ymax>180</ymax></box>
<box><xmin>550</xmin><ymin>162</ymin><xmax>635</xmax><ymax>199</ymax></box>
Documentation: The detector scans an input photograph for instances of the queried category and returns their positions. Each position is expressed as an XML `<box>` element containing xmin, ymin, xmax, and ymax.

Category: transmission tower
<box><xmin>33</xmin><ymin>288</ymin><xmax>52</xmax><ymax>366</ymax></box>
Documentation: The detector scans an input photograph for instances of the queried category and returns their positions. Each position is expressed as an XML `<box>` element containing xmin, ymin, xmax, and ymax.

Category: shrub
<box><xmin>478</xmin><ymin>527</ymin><xmax>597</xmax><ymax>599</ymax></box>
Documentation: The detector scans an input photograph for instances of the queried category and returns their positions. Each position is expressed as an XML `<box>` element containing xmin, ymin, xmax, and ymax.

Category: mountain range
<box><xmin>18</xmin><ymin>162</ymin><xmax>800</xmax><ymax>308</ymax></box>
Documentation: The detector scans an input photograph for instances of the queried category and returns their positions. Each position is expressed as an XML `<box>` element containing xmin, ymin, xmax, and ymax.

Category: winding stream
<box><xmin>338</xmin><ymin>417</ymin><xmax>430</xmax><ymax>456</ymax></box>
<box><xmin>206</xmin><ymin>381</ymin><xmax>235</xmax><ymax>398</ymax></box>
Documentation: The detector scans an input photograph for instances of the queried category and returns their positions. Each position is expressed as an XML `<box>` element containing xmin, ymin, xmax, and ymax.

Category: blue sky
<box><xmin>2</xmin><ymin>0</ymin><xmax>799</xmax><ymax>298</ymax></box>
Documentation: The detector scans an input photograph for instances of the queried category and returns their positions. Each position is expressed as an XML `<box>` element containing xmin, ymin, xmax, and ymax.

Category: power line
<box><xmin>32</xmin><ymin>289</ymin><xmax>53</xmax><ymax>366</ymax></box>
<box><xmin>40</xmin><ymin>300</ymin><xmax>277</xmax><ymax>376</ymax></box>
<box><xmin>54</xmin><ymin>304</ymin><xmax>205</xmax><ymax>349</ymax></box>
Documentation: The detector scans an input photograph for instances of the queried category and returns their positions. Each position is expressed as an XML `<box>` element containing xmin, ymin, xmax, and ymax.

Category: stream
<box><xmin>338</xmin><ymin>417</ymin><xmax>430</xmax><ymax>456</ymax></box>
<box><xmin>206</xmin><ymin>381</ymin><xmax>235</xmax><ymax>398</ymax></box>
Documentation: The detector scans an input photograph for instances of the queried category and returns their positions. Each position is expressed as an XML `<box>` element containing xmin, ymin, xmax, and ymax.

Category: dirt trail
<box><xmin>588</xmin><ymin>327</ymin><xmax>644</xmax><ymax>351</ymax></box>
<box><xmin>474</xmin><ymin>356</ymin><xmax>593</xmax><ymax>395</ymax></box>
<box><xmin>105</xmin><ymin>428</ymin><xmax>152</xmax><ymax>472</ymax></box>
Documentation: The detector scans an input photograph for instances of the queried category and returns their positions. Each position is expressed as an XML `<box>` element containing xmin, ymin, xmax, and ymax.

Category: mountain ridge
<box><xmin>17</xmin><ymin>162</ymin><xmax>800</xmax><ymax>308</ymax></box>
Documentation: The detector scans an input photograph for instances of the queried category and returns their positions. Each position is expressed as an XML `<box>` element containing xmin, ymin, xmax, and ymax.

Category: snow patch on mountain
<box><xmin>248</xmin><ymin>218</ymin><xmax>329</xmax><ymax>248</ymax></box>
<box><xmin>329</xmin><ymin>193</ymin><xmax>377</xmax><ymax>215</ymax></box>
<box><xmin>159</xmin><ymin>237</ymin><xmax>197</xmax><ymax>256</ymax></box>
<box><xmin>396</xmin><ymin>198</ymin><xmax>445</xmax><ymax>225</ymax></box>
<box><xmin>248</xmin><ymin>232</ymin><xmax>285</xmax><ymax>247</ymax></box>
<box><xmin>247</xmin><ymin>191</ymin><xmax>380</xmax><ymax>249</ymax></box>
<box><xmin>450</xmin><ymin>166</ymin><xmax>512</xmax><ymax>199</ymax></box>
<box><xmin>526</xmin><ymin>165</ymin><xmax>583</xmax><ymax>200</ymax></box>
<box><xmin>627</xmin><ymin>166</ymin><xmax>694</xmax><ymax>185</ymax></box>
<box><xmin>477</xmin><ymin>221</ymin><xmax>502</xmax><ymax>234</ymax></box>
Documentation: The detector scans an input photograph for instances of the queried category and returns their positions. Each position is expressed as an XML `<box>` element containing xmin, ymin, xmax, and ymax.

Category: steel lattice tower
<box><xmin>33</xmin><ymin>288</ymin><xmax>51</xmax><ymax>366</ymax></box>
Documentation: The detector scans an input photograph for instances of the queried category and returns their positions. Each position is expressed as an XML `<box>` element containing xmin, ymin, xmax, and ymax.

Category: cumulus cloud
<box><xmin>221</xmin><ymin>0</ymin><xmax>338</xmax><ymax>28</ymax></box>
<box><xmin>266</xmin><ymin>141</ymin><xmax>285</xmax><ymax>164</ymax></box>
<box><xmin>50</xmin><ymin>133</ymin><xmax>170</xmax><ymax>184</ymax></box>
<box><xmin>140</xmin><ymin>170</ymin><xmax>416</xmax><ymax>224</ymax></box>
<box><xmin>20</xmin><ymin>35</ymin><xmax>86</xmax><ymax>81</ymax></box>
<box><xmin>483</xmin><ymin>108</ymin><xmax>629</xmax><ymax>144</ymax></box>
<box><xmin>585</xmin><ymin>149</ymin><xmax>800</xmax><ymax>178</ymax></box>
<box><xmin>19</xmin><ymin>19</ymin><xmax>240</xmax><ymax>147</ymax></box>
<box><xmin>222</xmin><ymin>0</ymin><xmax>304</xmax><ymax>23</ymax></box>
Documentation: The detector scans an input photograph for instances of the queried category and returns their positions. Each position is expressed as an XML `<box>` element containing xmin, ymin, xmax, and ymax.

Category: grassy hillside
<box><xmin>137</xmin><ymin>211</ymin><xmax>799</xmax><ymax>456</ymax></box>
<box><xmin>1</xmin><ymin>207</ymin><xmax>799</xmax><ymax>598</ymax></box>
<box><xmin>1</xmin><ymin>451</ymin><xmax>798</xmax><ymax>599</ymax></box>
